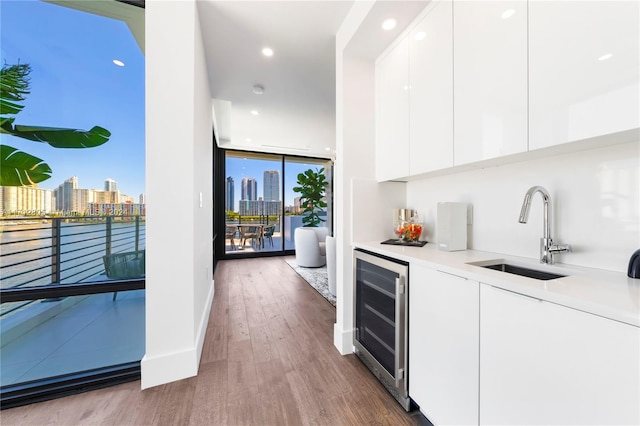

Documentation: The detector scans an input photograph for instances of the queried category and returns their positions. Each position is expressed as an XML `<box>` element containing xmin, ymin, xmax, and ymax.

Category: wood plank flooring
<box><xmin>2</xmin><ymin>257</ymin><xmax>426</xmax><ymax>425</ymax></box>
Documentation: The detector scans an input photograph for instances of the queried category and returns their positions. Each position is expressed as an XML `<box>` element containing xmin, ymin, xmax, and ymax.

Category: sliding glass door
<box><xmin>221</xmin><ymin>150</ymin><xmax>331</xmax><ymax>257</ymax></box>
<box><xmin>283</xmin><ymin>157</ymin><xmax>332</xmax><ymax>250</ymax></box>
<box><xmin>0</xmin><ymin>0</ymin><xmax>145</xmax><ymax>407</ymax></box>
<box><xmin>225</xmin><ymin>152</ymin><xmax>283</xmax><ymax>254</ymax></box>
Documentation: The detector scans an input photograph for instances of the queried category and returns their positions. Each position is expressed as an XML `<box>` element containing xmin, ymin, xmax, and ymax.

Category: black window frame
<box><xmin>214</xmin><ymin>148</ymin><xmax>333</xmax><ymax>260</ymax></box>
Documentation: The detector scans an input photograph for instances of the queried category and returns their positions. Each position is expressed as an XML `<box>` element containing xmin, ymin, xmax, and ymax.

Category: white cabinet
<box><xmin>529</xmin><ymin>1</ymin><xmax>640</xmax><ymax>150</ymax></box>
<box><xmin>375</xmin><ymin>36</ymin><xmax>410</xmax><ymax>182</ymax></box>
<box><xmin>409</xmin><ymin>0</ymin><xmax>453</xmax><ymax>175</ymax></box>
<box><xmin>409</xmin><ymin>264</ymin><xmax>479</xmax><ymax>425</ymax></box>
<box><xmin>480</xmin><ymin>284</ymin><xmax>640</xmax><ymax>425</ymax></box>
<box><xmin>453</xmin><ymin>0</ymin><xmax>528</xmax><ymax>165</ymax></box>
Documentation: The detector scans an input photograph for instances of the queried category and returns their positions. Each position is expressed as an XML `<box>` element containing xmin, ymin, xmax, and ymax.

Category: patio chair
<box><xmin>225</xmin><ymin>225</ymin><xmax>238</xmax><ymax>250</ymax></box>
<box><xmin>103</xmin><ymin>249</ymin><xmax>145</xmax><ymax>301</ymax></box>
<box><xmin>240</xmin><ymin>225</ymin><xmax>261</xmax><ymax>249</ymax></box>
<box><xmin>263</xmin><ymin>224</ymin><xmax>275</xmax><ymax>247</ymax></box>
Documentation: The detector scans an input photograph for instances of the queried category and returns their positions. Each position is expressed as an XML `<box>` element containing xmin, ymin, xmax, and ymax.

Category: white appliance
<box><xmin>437</xmin><ymin>202</ymin><xmax>467</xmax><ymax>251</ymax></box>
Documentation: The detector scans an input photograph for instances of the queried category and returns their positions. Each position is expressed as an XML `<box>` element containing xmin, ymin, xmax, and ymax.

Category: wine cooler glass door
<box><xmin>355</xmin><ymin>258</ymin><xmax>399</xmax><ymax>376</ymax></box>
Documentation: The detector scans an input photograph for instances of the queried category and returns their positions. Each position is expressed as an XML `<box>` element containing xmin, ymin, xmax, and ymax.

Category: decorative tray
<box><xmin>381</xmin><ymin>239</ymin><xmax>428</xmax><ymax>247</ymax></box>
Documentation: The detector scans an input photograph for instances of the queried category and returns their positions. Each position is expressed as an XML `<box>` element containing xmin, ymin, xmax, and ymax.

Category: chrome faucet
<box><xmin>518</xmin><ymin>186</ymin><xmax>571</xmax><ymax>264</ymax></box>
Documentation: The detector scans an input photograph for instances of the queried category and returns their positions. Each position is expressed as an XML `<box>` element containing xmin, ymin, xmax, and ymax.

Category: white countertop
<box><xmin>353</xmin><ymin>241</ymin><xmax>640</xmax><ymax>327</ymax></box>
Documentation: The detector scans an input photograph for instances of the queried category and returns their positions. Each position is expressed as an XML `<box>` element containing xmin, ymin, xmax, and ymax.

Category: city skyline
<box><xmin>226</xmin><ymin>155</ymin><xmax>329</xmax><ymax>212</ymax></box>
<box><xmin>1</xmin><ymin>176</ymin><xmax>144</xmax><ymax>215</ymax></box>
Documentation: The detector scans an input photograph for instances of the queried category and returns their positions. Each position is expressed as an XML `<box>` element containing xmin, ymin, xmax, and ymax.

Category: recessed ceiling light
<box><xmin>251</xmin><ymin>110</ymin><xmax>259</xmax><ymax>116</ymax></box>
<box><xmin>414</xmin><ymin>31</ymin><xmax>426</xmax><ymax>41</ymax></box>
<box><xmin>598</xmin><ymin>53</ymin><xmax>613</xmax><ymax>61</ymax></box>
<box><xmin>112</xmin><ymin>59</ymin><xmax>125</xmax><ymax>67</ymax></box>
<box><xmin>246</xmin><ymin>138</ymin><xmax>252</xmax><ymax>142</ymax></box>
<box><xmin>252</xmin><ymin>85</ymin><xmax>264</xmax><ymax>95</ymax></box>
<box><xmin>325</xmin><ymin>147</ymin><xmax>331</xmax><ymax>151</ymax></box>
<box><xmin>501</xmin><ymin>9</ymin><xmax>515</xmax><ymax>19</ymax></box>
<box><xmin>382</xmin><ymin>19</ymin><xmax>397</xmax><ymax>31</ymax></box>
<box><xmin>262</xmin><ymin>47</ymin><xmax>274</xmax><ymax>57</ymax></box>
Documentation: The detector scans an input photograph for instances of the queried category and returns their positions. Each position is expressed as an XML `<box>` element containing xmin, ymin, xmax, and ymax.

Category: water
<box><xmin>1</xmin><ymin>221</ymin><xmax>146</xmax><ymax>291</ymax></box>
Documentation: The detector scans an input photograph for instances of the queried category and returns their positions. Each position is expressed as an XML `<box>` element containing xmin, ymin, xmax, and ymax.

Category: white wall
<box><xmin>334</xmin><ymin>0</ymin><xmax>376</xmax><ymax>354</ymax></box>
<box><xmin>192</xmin><ymin>2</ymin><xmax>215</xmax><ymax>369</ymax></box>
<box><xmin>407</xmin><ymin>141</ymin><xmax>640</xmax><ymax>273</ymax></box>
<box><xmin>142</xmin><ymin>0</ymin><xmax>214</xmax><ymax>389</ymax></box>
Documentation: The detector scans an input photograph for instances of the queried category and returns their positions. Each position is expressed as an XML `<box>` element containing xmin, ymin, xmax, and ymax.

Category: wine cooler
<box><xmin>353</xmin><ymin>248</ymin><xmax>410</xmax><ymax>410</ymax></box>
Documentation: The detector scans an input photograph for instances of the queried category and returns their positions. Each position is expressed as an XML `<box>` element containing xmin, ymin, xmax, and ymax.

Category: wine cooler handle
<box><xmin>395</xmin><ymin>276</ymin><xmax>403</xmax><ymax>387</ymax></box>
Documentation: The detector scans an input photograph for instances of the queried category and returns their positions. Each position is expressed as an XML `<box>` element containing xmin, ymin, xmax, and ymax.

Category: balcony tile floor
<box><xmin>0</xmin><ymin>290</ymin><xmax>145</xmax><ymax>387</ymax></box>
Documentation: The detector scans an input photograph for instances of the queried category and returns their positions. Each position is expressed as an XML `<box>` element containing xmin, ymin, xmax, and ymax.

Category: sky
<box><xmin>0</xmin><ymin>0</ymin><xmax>145</xmax><ymax>197</ymax></box>
<box><xmin>226</xmin><ymin>156</ymin><xmax>328</xmax><ymax>212</ymax></box>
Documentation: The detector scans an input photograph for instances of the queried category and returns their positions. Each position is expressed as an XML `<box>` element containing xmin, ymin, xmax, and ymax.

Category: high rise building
<box><xmin>238</xmin><ymin>200</ymin><xmax>282</xmax><ymax>216</ymax></box>
<box><xmin>263</xmin><ymin>170</ymin><xmax>280</xmax><ymax>201</ymax></box>
<box><xmin>0</xmin><ymin>185</ymin><xmax>54</xmax><ymax>214</ymax></box>
<box><xmin>226</xmin><ymin>177</ymin><xmax>235</xmax><ymax>212</ymax></box>
<box><xmin>50</xmin><ymin>177</ymin><xmax>139</xmax><ymax>215</ymax></box>
<box><xmin>241</xmin><ymin>177</ymin><xmax>257</xmax><ymax>201</ymax></box>
<box><xmin>55</xmin><ymin>176</ymin><xmax>78</xmax><ymax>212</ymax></box>
<box><xmin>104</xmin><ymin>178</ymin><xmax>118</xmax><ymax>192</ymax></box>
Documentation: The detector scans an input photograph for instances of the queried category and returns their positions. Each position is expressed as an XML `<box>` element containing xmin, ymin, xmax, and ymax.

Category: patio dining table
<box><xmin>236</xmin><ymin>224</ymin><xmax>268</xmax><ymax>249</ymax></box>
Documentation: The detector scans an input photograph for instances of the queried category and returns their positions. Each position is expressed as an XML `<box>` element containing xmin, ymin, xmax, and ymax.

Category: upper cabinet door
<box><xmin>453</xmin><ymin>0</ymin><xmax>528</xmax><ymax>166</ymax></box>
<box><xmin>376</xmin><ymin>36</ymin><xmax>410</xmax><ymax>182</ymax></box>
<box><xmin>409</xmin><ymin>0</ymin><xmax>453</xmax><ymax>175</ymax></box>
<box><xmin>529</xmin><ymin>1</ymin><xmax>640</xmax><ymax>150</ymax></box>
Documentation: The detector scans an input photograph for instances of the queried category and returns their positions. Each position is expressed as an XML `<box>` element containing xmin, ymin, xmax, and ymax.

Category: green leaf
<box><xmin>0</xmin><ymin>64</ymin><xmax>31</xmax><ymax>105</ymax></box>
<box><xmin>0</xmin><ymin>98</ymin><xmax>25</xmax><ymax>115</ymax></box>
<box><xmin>0</xmin><ymin>144</ymin><xmax>52</xmax><ymax>186</ymax></box>
<box><xmin>292</xmin><ymin>166</ymin><xmax>329</xmax><ymax>227</ymax></box>
<box><xmin>0</xmin><ymin>117</ymin><xmax>15</xmax><ymax>129</ymax></box>
<box><xmin>0</xmin><ymin>123</ymin><xmax>111</xmax><ymax>148</ymax></box>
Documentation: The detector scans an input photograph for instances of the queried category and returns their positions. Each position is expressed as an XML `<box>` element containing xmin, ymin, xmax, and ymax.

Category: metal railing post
<box><xmin>106</xmin><ymin>216</ymin><xmax>112</xmax><ymax>257</ymax></box>
<box><xmin>51</xmin><ymin>218</ymin><xmax>61</xmax><ymax>283</ymax></box>
<box><xmin>135</xmin><ymin>216</ymin><xmax>140</xmax><ymax>252</ymax></box>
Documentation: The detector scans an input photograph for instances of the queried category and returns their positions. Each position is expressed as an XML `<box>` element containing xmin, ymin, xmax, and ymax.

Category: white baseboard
<box><xmin>195</xmin><ymin>279</ymin><xmax>215</xmax><ymax>366</ymax></box>
<box><xmin>141</xmin><ymin>347</ymin><xmax>198</xmax><ymax>389</ymax></box>
<box><xmin>141</xmin><ymin>280</ymin><xmax>214</xmax><ymax>390</ymax></box>
<box><xmin>333</xmin><ymin>323</ymin><xmax>354</xmax><ymax>355</ymax></box>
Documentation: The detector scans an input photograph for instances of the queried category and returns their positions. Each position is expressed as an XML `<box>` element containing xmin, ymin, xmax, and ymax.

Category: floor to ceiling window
<box><xmin>222</xmin><ymin>150</ymin><xmax>331</xmax><ymax>257</ymax></box>
<box><xmin>283</xmin><ymin>156</ymin><xmax>332</xmax><ymax>250</ymax></box>
<box><xmin>0</xmin><ymin>0</ymin><xmax>145</xmax><ymax>408</ymax></box>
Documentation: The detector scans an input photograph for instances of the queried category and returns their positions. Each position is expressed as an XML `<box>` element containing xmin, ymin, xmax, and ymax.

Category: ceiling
<box><xmin>197</xmin><ymin>0</ymin><xmax>429</xmax><ymax>159</ymax></box>
<box><xmin>197</xmin><ymin>1</ymin><xmax>354</xmax><ymax>158</ymax></box>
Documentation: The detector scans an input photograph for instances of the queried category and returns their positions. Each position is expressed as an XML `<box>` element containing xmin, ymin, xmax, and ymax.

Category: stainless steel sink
<box><xmin>482</xmin><ymin>263</ymin><xmax>565</xmax><ymax>280</ymax></box>
<box><xmin>468</xmin><ymin>261</ymin><xmax>566</xmax><ymax>280</ymax></box>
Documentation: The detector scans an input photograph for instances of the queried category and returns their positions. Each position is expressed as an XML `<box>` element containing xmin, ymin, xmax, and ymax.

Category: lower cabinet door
<box><xmin>409</xmin><ymin>264</ymin><xmax>479</xmax><ymax>425</ymax></box>
<box><xmin>480</xmin><ymin>284</ymin><xmax>640</xmax><ymax>425</ymax></box>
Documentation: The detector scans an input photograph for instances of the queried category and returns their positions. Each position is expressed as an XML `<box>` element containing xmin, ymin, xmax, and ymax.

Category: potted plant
<box><xmin>293</xmin><ymin>167</ymin><xmax>328</xmax><ymax>227</ymax></box>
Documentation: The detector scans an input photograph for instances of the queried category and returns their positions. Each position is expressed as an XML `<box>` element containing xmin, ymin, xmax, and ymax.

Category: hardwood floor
<box><xmin>2</xmin><ymin>257</ymin><xmax>425</xmax><ymax>425</ymax></box>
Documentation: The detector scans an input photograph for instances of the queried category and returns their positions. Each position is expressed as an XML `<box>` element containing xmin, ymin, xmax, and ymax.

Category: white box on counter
<box><xmin>437</xmin><ymin>202</ymin><xmax>467</xmax><ymax>251</ymax></box>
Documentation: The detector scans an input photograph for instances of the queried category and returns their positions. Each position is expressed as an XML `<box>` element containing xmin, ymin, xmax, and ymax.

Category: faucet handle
<box><xmin>549</xmin><ymin>243</ymin><xmax>571</xmax><ymax>253</ymax></box>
